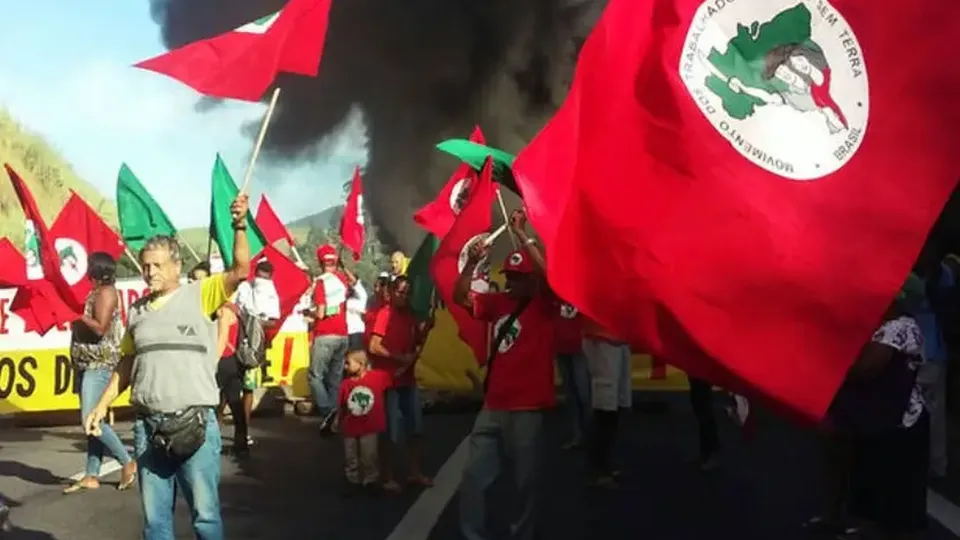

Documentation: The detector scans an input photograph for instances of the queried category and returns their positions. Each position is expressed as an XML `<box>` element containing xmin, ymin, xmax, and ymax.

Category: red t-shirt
<box><xmin>338</xmin><ymin>369</ymin><xmax>393</xmax><ymax>437</ymax></box>
<box><xmin>312</xmin><ymin>272</ymin><xmax>349</xmax><ymax>337</ymax></box>
<box><xmin>554</xmin><ymin>303</ymin><xmax>583</xmax><ymax>355</ymax></box>
<box><xmin>472</xmin><ymin>292</ymin><xmax>557</xmax><ymax>411</ymax></box>
<box><xmin>370</xmin><ymin>306</ymin><xmax>418</xmax><ymax>387</ymax></box>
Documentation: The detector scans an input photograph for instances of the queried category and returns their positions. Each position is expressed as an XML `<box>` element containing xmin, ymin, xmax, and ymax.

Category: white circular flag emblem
<box><xmin>347</xmin><ymin>386</ymin><xmax>375</xmax><ymax>416</ymax></box>
<box><xmin>457</xmin><ymin>233</ymin><xmax>492</xmax><ymax>293</ymax></box>
<box><xmin>54</xmin><ymin>237</ymin><xmax>88</xmax><ymax>286</ymax></box>
<box><xmin>508</xmin><ymin>252</ymin><xmax>523</xmax><ymax>267</ymax></box>
<box><xmin>448</xmin><ymin>178</ymin><xmax>471</xmax><ymax>214</ymax></box>
<box><xmin>679</xmin><ymin>0</ymin><xmax>869</xmax><ymax>180</ymax></box>
<box><xmin>560</xmin><ymin>304</ymin><xmax>578</xmax><ymax>319</ymax></box>
<box><xmin>355</xmin><ymin>194</ymin><xmax>365</xmax><ymax>226</ymax></box>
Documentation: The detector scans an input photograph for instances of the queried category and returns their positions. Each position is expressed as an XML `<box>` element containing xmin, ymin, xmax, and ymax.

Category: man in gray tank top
<box><xmin>84</xmin><ymin>194</ymin><xmax>252</xmax><ymax>540</ymax></box>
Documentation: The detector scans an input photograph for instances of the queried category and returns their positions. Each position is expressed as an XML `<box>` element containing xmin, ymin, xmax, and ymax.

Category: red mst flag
<box><xmin>512</xmin><ymin>0</ymin><xmax>960</xmax><ymax>420</ymax></box>
<box><xmin>339</xmin><ymin>167</ymin><xmax>365</xmax><ymax>261</ymax></box>
<box><xmin>414</xmin><ymin>126</ymin><xmax>486</xmax><ymax>238</ymax></box>
<box><xmin>50</xmin><ymin>192</ymin><xmax>126</xmax><ymax>310</ymax></box>
<box><xmin>135</xmin><ymin>0</ymin><xmax>331</xmax><ymax>102</ymax></box>
<box><xmin>4</xmin><ymin>164</ymin><xmax>82</xmax><ymax>334</ymax></box>
<box><xmin>0</xmin><ymin>239</ymin><xmax>26</xmax><ymax>287</ymax></box>
<box><xmin>430</xmin><ymin>158</ymin><xmax>496</xmax><ymax>365</ymax></box>
<box><xmin>248</xmin><ymin>244</ymin><xmax>311</xmax><ymax>343</ymax></box>
<box><xmin>255</xmin><ymin>194</ymin><xmax>296</xmax><ymax>246</ymax></box>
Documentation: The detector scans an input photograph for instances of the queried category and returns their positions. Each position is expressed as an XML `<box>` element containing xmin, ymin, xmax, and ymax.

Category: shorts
<box><xmin>242</xmin><ymin>367</ymin><xmax>259</xmax><ymax>392</ymax></box>
<box><xmin>848</xmin><ymin>412</ymin><xmax>929</xmax><ymax>532</ymax></box>
<box><xmin>386</xmin><ymin>386</ymin><xmax>423</xmax><ymax>442</ymax></box>
<box><xmin>582</xmin><ymin>337</ymin><xmax>632</xmax><ymax>412</ymax></box>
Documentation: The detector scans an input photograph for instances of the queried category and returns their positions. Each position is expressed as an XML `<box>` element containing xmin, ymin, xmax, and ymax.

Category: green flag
<box><xmin>407</xmin><ymin>234</ymin><xmax>439</xmax><ymax>321</ymax></box>
<box><xmin>210</xmin><ymin>154</ymin><xmax>266</xmax><ymax>267</ymax></box>
<box><xmin>435</xmin><ymin>139</ymin><xmax>518</xmax><ymax>194</ymax></box>
<box><xmin>116</xmin><ymin>163</ymin><xmax>178</xmax><ymax>251</ymax></box>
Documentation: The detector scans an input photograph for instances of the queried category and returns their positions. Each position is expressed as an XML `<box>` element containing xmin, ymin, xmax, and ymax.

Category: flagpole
<box><xmin>240</xmin><ymin>87</ymin><xmax>282</xmax><ymax>194</ymax></box>
<box><xmin>123</xmin><ymin>247</ymin><xmax>143</xmax><ymax>275</ymax></box>
<box><xmin>177</xmin><ymin>233</ymin><xmax>202</xmax><ymax>263</ymax></box>
<box><xmin>290</xmin><ymin>244</ymin><xmax>306</xmax><ymax>266</ymax></box>
<box><xmin>495</xmin><ymin>187</ymin><xmax>519</xmax><ymax>249</ymax></box>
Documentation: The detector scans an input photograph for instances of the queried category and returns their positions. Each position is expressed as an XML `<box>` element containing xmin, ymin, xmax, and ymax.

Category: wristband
<box><xmin>524</xmin><ymin>237</ymin><xmax>536</xmax><ymax>246</ymax></box>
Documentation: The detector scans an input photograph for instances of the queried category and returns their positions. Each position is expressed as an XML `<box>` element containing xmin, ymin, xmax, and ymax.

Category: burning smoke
<box><xmin>148</xmin><ymin>0</ymin><xmax>608</xmax><ymax>252</ymax></box>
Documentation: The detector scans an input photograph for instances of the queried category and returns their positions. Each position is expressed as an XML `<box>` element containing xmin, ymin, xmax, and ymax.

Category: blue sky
<box><xmin>0</xmin><ymin>1</ymin><xmax>367</xmax><ymax>228</ymax></box>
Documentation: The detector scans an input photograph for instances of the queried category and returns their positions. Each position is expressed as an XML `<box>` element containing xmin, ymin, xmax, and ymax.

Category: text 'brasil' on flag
<box><xmin>512</xmin><ymin>0</ymin><xmax>960</xmax><ymax>420</ymax></box>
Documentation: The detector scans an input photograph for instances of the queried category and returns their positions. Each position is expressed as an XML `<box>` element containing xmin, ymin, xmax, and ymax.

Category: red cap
<box><xmin>500</xmin><ymin>250</ymin><xmax>535</xmax><ymax>274</ymax></box>
<box><xmin>316</xmin><ymin>244</ymin><xmax>338</xmax><ymax>264</ymax></box>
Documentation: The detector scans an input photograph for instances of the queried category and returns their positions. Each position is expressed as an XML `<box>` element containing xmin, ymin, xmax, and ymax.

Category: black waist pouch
<box><xmin>145</xmin><ymin>406</ymin><xmax>209</xmax><ymax>460</ymax></box>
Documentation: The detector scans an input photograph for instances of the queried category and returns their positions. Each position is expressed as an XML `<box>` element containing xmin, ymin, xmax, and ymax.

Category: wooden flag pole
<box><xmin>124</xmin><ymin>247</ymin><xmax>143</xmax><ymax>274</ymax></box>
<box><xmin>290</xmin><ymin>243</ymin><xmax>306</xmax><ymax>266</ymax></box>
<box><xmin>495</xmin><ymin>187</ymin><xmax>519</xmax><ymax>249</ymax></box>
<box><xmin>240</xmin><ymin>87</ymin><xmax>282</xmax><ymax>194</ymax></box>
<box><xmin>177</xmin><ymin>233</ymin><xmax>202</xmax><ymax>263</ymax></box>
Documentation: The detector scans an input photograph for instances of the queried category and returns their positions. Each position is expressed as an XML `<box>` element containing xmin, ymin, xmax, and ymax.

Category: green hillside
<box><xmin>0</xmin><ymin>109</ymin><xmax>117</xmax><ymax>246</ymax></box>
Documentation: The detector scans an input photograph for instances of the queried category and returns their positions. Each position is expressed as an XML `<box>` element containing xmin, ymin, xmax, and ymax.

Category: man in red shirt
<box><xmin>368</xmin><ymin>276</ymin><xmax>433</xmax><ymax>492</ymax></box>
<box><xmin>306</xmin><ymin>244</ymin><xmax>357</xmax><ymax>434</ymax></box>
<box><xmin>453</xmin><ymin>209</ymin><xmax>555</xmax><ymax>540</ymax></box>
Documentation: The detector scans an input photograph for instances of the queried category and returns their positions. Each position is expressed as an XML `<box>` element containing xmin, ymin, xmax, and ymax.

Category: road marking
<box><xmin>68</xmin><ymin>460</ymin><xmax>122</xmax><ymax>482</ymax></box>
<box><xmin>384</xmin><ymin>437</ymin><xmax>470</xmax><ymax>540</ymax></box>
<box><xmin>929</xmin><ymin>489</ymin><xmax>960</xmax><ymax>536</ymax></box>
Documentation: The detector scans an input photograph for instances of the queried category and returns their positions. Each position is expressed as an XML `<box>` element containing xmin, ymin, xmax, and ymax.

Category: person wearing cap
<box><xmin>453</xmin><ymin>209</ymin><xmax>555</xmax><ymax>540</ymax></box>
<box><xmin>305</xmin><ymin>244</ymin><xmax>357</xmax><ymax>434</ymax></box>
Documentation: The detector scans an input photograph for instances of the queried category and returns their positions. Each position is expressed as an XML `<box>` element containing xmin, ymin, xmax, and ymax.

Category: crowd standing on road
<box><xmin>6</xmin><ymin>192</ymin><xmax>953</xmax><ymax>540</ymax></box>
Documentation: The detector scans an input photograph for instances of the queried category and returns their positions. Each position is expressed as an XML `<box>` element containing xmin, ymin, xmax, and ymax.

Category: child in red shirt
<box><xmin>338</xmin><ymin>350</ymin><xmax>392</xmax><ymax>491</ymax></box>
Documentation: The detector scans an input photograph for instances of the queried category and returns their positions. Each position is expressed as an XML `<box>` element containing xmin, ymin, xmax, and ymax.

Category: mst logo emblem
<box><xmin>347</xmin><ymin>386</ymin><xmax>375</xmax><ymax>416</ymax></box>
<box><xmin>679</xmin><ymin>0</ymin><xmax>869</xmax><ymax>180</ymax></box>
<box><xmin>493</xmin><ymin>315</ymin><xmax>522</xmax><ymax>354</ymax></box>
<box><xmin>448</xmin><ymin>178</ymin><xmax>471</xmax><ymax>214</ymax></box>
<box><xmin>457</xmin><ymin>233</ymin><xmax>491</xmax><ymax>294</ymax></box>
<box><xmin>559</xmin><ymin>304</ymin><xmax>578</xmax><ymax>319</ymax></box>
<box><xmin>54</xmin><ymin>238</ymin><xmax>88</xmax><ymax>286</ymax></box>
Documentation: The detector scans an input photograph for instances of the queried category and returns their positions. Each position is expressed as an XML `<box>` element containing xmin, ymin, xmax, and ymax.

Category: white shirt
<box><xmin>235</xmin><ymin>278</ymin><xmax>281</xmax><ymax>320</ymax></box>
<box><xmin>346</xmin><ymin>281</ymin><xmax>368</xmax><ymax>335</ymax></box>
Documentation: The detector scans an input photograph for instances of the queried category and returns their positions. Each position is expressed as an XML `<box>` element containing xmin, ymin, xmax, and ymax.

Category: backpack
<box><xmin>233</xmin><ymin>305</ymin><xmax>267</xmax><ymax>369</ymax></box>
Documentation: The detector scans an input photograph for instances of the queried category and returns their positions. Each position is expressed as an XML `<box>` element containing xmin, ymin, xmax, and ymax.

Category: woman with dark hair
<box><xmin>63</xmin><ymin>252</ymin><xmax>137</xmax><ymax>494</ymax></box>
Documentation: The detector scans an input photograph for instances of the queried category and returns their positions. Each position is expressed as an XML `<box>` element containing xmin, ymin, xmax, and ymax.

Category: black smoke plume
<box><xmin>148</xmin><ymin>0</ymin><xmax>608</xmax><ymax>252</ymax></box>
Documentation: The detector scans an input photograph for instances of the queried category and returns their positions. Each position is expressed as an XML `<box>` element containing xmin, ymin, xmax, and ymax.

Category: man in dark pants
<box><xmin>688</xmin><ymin>376</ymin><xmax>721</xmax><ymax>470</ymax></box>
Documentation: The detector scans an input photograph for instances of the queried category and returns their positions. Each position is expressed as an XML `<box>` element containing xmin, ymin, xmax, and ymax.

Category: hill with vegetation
<box><xmin>0</xmin><ymin>110</ymin><xmax>117</xmax><ymax>246</ymax></box>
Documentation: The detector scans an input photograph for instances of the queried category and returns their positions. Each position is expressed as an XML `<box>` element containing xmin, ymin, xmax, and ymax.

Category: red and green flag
<box><xmin>512</xmin><ymin>0</ymin><xmax>960</xmax><ymax>419</ymax></box>
<box><xmin>415</xmin><ymin>126</ymin><xmax>486</xmax><ymax>238</ymax></box>
<box><xmin>135</xmin><ymin>0</ymin><xmax>332</xmax><ymax>101</ymax></box>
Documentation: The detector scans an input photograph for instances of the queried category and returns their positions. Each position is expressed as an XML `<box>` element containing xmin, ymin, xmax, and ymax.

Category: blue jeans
<box><xmin>557</xmin><ymin>353</ymin><xmax>591</xmax><ymax>441</ymax></box>
<box><xmin>460</xmin><ymin>409</ymin><xmax>545</xmax><ymax>540</ymax></box>
<box><xmin>134</xmin><ymin>409</ymin><xmax>222</xmax><ymax>540</ymax></box>
<box><xmin>386</xmin><ymin>386</ymin><xmax>424</xmax><ymax>442</ymax></box>
<box><xmin>308</xmin><ymin>335</ymin><xmax>348</xmax><ymax>415</ymax></box>
<box><xmin>79</xmin><ymin>368</ymin><xmax>133</xmax><ymax>476</ymax></box>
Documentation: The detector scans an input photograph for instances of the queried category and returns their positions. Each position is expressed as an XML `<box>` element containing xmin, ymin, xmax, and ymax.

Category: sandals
<box><xmin>63</xmin><ymin>480</ymin><xmax>99</xmax><ymax>494</ymax></box>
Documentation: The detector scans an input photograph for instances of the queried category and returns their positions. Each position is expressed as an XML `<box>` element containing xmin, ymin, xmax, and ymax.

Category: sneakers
<box><xmin>319</xmin><ymin>410</ymin><xmax>337</xmax><ymax>437</ymax></box>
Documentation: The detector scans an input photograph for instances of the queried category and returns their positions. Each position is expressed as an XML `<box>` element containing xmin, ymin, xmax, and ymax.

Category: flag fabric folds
<box><xmin>210</xmin><ymin>155</ymin><xmax>267</xmax><ymax>267</ymax></box>
<box><xmin>511</xmin><ymin>0</ymin><xmax>960</xmax><ymax>419</ymax></box>
<box><xmin>339</xmin><ymin>167</ymin><xmax>365</xmax><ymax>261</ymax></box>
<box><xmin>116</xmin><ymin>163</ymin><xmax>178</xmax><ymax>252</ymax></box>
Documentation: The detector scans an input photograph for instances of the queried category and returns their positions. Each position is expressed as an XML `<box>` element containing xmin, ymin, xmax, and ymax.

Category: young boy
<box><xmin>338</xmin><ymin>350</ymin><xmax>392</xmax><ymax>493</ymax></box>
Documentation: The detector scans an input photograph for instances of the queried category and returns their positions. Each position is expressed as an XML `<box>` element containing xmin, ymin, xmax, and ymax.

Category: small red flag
<box><xmin>414</xmin><ymin>126</ymin><xmax>486</xmax><ymax>238</ymax></box>
<box><xmin>50</xmin><ymin>192</ymin><xmax>126</xmax><ymax>310</ymax></box>
<box><xmin>248</xmin><ymin>244</ymin><xmax>311</xmax><ymax>343</ymax></box>
<box><xmin>512</xmin><ymin>0</ymin><xmax>960</xmax><ymax>419</ymax></box>
<box><xmin>135</xmin><ymin>0</ymin><xmax>331</xmax><ymax>102</ymax></box>
<box><xmin>430</xmin><ymin>158</ymin><xmax>496</xmax><ymax>365</ymax></box>
<box><xmin>339</xmin><ymin>167</ymin><xmax>365</xmax><ymax>261</ymax></box>
<box><xmin>255</xmin><ymin>194</ymin><xmax>296</xmax><ymax>246</ymax></box>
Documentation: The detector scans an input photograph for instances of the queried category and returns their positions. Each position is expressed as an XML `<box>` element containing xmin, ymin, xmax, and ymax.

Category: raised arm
<box><xmin>508</xmin><ymin>209</ymin><xmax>546</xmax><ymax>276</ymax></box>
<box><xmin>223</xmin><ymin>194</ymin><xmax>252</xmax><ymax>297</ymax></box>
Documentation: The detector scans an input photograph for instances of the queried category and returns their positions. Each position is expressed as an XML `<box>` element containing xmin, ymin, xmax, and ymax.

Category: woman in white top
<box><xmin>346</xmin><ymin>281</ymin><xmax>368</xmax><ymax>351</ymax></box>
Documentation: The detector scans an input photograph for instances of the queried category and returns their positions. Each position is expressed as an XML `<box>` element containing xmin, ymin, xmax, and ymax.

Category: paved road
<box><xmin>1</xmin><ymin>393</ymin><xmax>958</xmax><ymax>539</ymax></box>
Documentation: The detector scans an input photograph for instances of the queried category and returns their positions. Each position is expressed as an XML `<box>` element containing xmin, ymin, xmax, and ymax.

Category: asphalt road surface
<box><xmin>1</xmin><ymin>393</ymin><xmax>959</xmax><ymax>540</ymax></box>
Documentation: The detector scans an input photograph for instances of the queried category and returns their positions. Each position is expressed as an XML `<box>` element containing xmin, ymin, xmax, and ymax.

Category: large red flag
<box><xmin>339</xmin><ymin>167</ymin><xmax>365</xmax><ymax>261</ymax></box>
<box><xmin>50</xmin><ymin>192</ymin><xmax>126</xmax><ymax>310</ymax></box>
<box><xmin>414</xmin><ymin>126</ymin><xmax>486</xmax><ymax>238</ymax></box>
<box><xmin>4</xmin><ymin>165</ymin><xmax>82</xmax><ymax>334</ymax></box>
<box><xmin>255</xmin><ymin>194</ymin><xmax>296</xmax><ymax>246</ymax></box>
<box><xmin>248</xmin><ymin>244</ymin><xmax>311</xmax><ymax>343</ymax></box>
<box><xmin>512</xmin><ymin>0</ymin><xmax>960</xmax><ymax>420</ymax></box>
<box><xmin>0</xmin><ymin>239</ymin><xmax>25</xmax><ymax>287</ymax></box>
<box><xmin>135</xmin><ymin>0</ymin><xmax>331</xmax><ymax>101</ymax></box>
<box><xmin>430</xmin><ymin>158</ymin><xmax>496</xmax><ymax>365</ymax></box>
